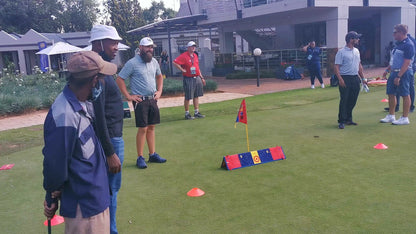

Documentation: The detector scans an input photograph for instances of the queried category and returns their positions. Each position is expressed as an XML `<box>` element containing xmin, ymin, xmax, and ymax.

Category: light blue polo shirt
<box><xmin>335</xmin><ymin>46</ymin><xmax>361</xmax><ymax>75</ymax></box>
<box><xmin>118</xmin><ymin>55</ymin><xmax>161</xmax><ymax>96</ymax></box>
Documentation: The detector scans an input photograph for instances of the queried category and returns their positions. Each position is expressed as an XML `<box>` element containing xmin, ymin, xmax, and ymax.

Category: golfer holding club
<box><xmin>43</xmin><ymin>51</ymin><xmax>116</xmax><ymax>233</ymax></box>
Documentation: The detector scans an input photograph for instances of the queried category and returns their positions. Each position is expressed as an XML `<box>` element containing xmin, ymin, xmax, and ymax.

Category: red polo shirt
<box><xmin>174</xmin><ymin>51</ymin><xmax>201</xmax><ymax>77</ymax></box>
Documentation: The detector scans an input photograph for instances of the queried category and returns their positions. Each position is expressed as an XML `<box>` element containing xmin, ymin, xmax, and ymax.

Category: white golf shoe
<box><xmin>392</xmin><ymin>116</ymin><xmax>410</xmax><ymax>125</ymax></box>
<box><xmin>380</xmin><ymin>114</ymin><xmax>396</xmax><ymax>123</ymax></box>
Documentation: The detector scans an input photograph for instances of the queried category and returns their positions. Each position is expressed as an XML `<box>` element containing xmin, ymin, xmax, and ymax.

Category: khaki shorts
<box><xmin>64</xmin><ymin>205</ymin><xmax>109</xmax><ymax>234</ymax></box>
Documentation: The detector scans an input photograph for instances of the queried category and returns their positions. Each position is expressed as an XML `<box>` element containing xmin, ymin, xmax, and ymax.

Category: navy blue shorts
<box><xmin>386</xmin><ymin>70</ymin><xmax>412</xmax><ymax>96</ymax></box>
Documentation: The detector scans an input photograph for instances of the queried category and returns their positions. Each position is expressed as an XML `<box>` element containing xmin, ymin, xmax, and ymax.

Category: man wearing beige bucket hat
<box><xmin>43</xmin><ymin>51</ymin><xmax>116</xmax><ymax>233</ymax></box>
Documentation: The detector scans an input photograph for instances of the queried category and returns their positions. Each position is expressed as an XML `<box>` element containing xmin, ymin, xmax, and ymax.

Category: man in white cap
<box><xmin>89</xmin><ymin>24</ymin><xmax>124</xmax><ymax>234</ymax></box>
<box><xmin>173</xmin><ymin>41</ymin><xmax>206</xmax><ymax>120</ymax></box>
<box><xmin>116</xmin><ymin>37</ymin><xmax>166</xmax><ymax>169</ymax></box>
<box><xmin>43</xmin><ymin>51</ymin><xmax>117</xmax><ymax>233</ymax></box>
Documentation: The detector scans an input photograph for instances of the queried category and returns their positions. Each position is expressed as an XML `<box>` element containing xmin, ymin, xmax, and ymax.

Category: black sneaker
<box><xmin>346</xmin><ymin>121</ymin><xmax>358</xmax><ymax>125</ymax></box>
<box><xmin>148</xmin><ymin>153</ymin><xmax>167</xmax><ymax>163</ymax></box>
<box><xmin>185</xmin><ymin>113</ymin><xmax>195</xmax><ymax>120</ymax></box>
<box><xmin>338</xmin><ymin>123</ymin><xmax>345</xmax><ymax>129</ymax></box>
<box><xmin>384</xmin><ymin>107</ymin><xmax>399</xmax><ymax>112</ymax></box>
<box><xmin>194</xmin><ymin>112</ymin><xmax>205</xmax><ymax>118</ymax></box>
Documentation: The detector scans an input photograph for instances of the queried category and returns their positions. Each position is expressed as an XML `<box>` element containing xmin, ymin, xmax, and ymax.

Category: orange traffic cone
<box><xmin>373</xmin><ymin>143</ymin><xmax>388</xmax><ymax>149</ymax></box>
<box><xmin>44</xmin><ymin>215</ymin><xmax>64</xmax><ymax>226</ymax></box>
<box><xmin>381</xmin><ymin>99</ymin><xmax>388</xmax><ymax>102</ymax></box>
<box><xmin>187</xmin><ymin>188</ymin><xmax>205</xmax><ymax>197</ymax></box>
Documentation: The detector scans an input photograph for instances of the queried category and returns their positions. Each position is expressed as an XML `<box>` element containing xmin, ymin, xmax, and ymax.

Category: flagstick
<box><xmin>245</xmin><ymin>124</ymin><xmax>250</xmax><ymax>152</ymax></box>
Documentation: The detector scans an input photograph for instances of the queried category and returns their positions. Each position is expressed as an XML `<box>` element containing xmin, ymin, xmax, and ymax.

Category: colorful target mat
<box><xmin>221</xmin><ymin>146</ymin><xmax>286</xmax><ymax>170</ymax></box>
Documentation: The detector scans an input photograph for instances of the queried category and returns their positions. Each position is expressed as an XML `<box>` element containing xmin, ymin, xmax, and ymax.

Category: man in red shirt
<box><xmin>173</xmin><ymin>41</ymin><xmax>206</xmax><ymax>120</ymax></box>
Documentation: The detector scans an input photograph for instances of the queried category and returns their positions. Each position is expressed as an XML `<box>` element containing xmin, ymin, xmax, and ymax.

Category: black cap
<box><xmin>345</xmin><ymin>31</ymin><xmax>362</xmax><ymax>42</ymax></box>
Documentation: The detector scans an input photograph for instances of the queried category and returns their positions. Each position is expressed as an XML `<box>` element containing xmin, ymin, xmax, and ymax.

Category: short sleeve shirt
<box><xmin>306</xmin><ymin>47</ymin><xmax>321</xmax><ymax>64</ymax></box>
<box><xmin>335</xmin><ymin>46</ymin><xmax>361</xmax><ymax>75</ymax></box>
<box><xmin>391</xmin><ymin>37</ymin><xmax>414</xmax><ymax>70</ymax></box>
<box><xmin>118</xmin><ymin>55</ymin><xmax>161</xmax><ymax>96</ymax></box>
<box><xmin>173</xmin><ymin>52</ymin><xmax>201</xmax><ymax>77</ymax></box>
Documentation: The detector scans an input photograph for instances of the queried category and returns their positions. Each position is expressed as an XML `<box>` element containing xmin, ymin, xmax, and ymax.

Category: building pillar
<box><xmin>218</xmin><ymin>27</ymin><xmax>234</xmax><ymax>53</ymax></box>
<box><xmin>0</xmin><ymin>53</ymin><xmax>3</xmax><ymax>72</ymax></box>
<box><xmin>325</xmin><ymin>6</ymin><xmax>348</xmax><ymax>75</ymax></box>
<box><xmin>17</xmin><ymin>49</ymin><xmax>26</xmax><ymax>75</ymax></box>
<box><xmin>326</xmin><ymin>5</ymin><xmax>349</xmax><ymax>49</ymax></box>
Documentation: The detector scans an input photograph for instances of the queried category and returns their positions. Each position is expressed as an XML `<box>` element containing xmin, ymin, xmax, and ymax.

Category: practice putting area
<box><xmin>1</xmin><ymin>85</ymin><xmax>416</xmax><ymax>233</ymax></box>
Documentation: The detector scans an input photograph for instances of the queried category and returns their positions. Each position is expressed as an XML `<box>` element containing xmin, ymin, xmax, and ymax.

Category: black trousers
<box><xmin>338</xmin><ymin>75</ymin><xmax>361</xmax><ymax>123</ymax></box>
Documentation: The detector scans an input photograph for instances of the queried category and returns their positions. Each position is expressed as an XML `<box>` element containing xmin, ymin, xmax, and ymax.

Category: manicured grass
<box><xmin>1</xmin><ymin>85</ymin><xmax>416</xmax><ymax>233</ymax></box>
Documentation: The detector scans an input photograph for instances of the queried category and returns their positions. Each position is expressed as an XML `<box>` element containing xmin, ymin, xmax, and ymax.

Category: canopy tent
<box><xmin>82</xmin><ymin>42</ymin><xmax>130</xmax><ymax>51</ymax></box>
<box><xmin>36</xmin><ymin>41</ymin><xmax>83</xmax><ymax>55</ymax></box>
<box><xmin>36</xmin><ymin>42</ymin><xmax>83</xmax><ymax>71</ymax></box>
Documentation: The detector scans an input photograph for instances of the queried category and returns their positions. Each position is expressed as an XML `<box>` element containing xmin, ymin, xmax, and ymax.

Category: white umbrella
<box><xmin>36</xmin><ymin>42</ymin><xmax>83</xmax><ymax>55</ymax></box>
<box><xmin>82</xmin><ymin>42</ymin><xmax>130</xmax><ymax>51</ymax></box>
<box><xmin>36</xmin><ymin>42</ymin><xmax>83</xmax><ymax>72</ymax></box>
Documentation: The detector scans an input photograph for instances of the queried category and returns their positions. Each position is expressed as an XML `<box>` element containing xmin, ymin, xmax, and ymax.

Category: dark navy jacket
<box><xmin>43</xmin><ymin>85</ymin><xmax>110</xmax><ymax>218</ymax></box>
<box><xmin>93</xmin><ymin>75</ymin><xmax>124</xmax><ymax>157</ymax></box>
<box><xmin>306</xmin><ymin>46</ymin><xmax>321</xmax><ymax>64</ymax></box>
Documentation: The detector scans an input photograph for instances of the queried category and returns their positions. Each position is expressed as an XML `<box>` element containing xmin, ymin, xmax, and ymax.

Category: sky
<box><xmin>140</xmin><ymin>0</ymin><xmax>180</xmax><ymax>11</ymax></box>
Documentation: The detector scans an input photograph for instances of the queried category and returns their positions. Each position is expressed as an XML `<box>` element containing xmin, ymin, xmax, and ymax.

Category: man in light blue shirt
<box><xmin>116</xmin><ymin>37</ymin><xmax>166</xmax><ymax>169</ymax></box>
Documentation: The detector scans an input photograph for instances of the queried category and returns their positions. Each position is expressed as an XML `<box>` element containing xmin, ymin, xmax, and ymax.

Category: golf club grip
<box><xmin>46</xmin><ymin>193</ymin><xmax>53</xmax><ymax>234</ymax></box>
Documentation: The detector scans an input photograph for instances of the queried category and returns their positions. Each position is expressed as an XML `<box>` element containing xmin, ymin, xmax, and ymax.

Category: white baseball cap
<box><xmin>140</xmin><ymin>37</ymin><xmax>156</xmax><ymax>47</ymax></box>
<box><xmin>187</xmin><ymin>41</ymin><xmax>197</xmax><ymax>47</ymax></box>
<box><xmin>89</xmin><ymin>25</ymin><xmax>122</xmax><ymax>43</ymax></box>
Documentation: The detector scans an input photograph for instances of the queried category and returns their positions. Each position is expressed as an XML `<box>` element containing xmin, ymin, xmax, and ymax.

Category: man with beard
<box><xmin>334</xmin><ymin>31</ymin><xmax>366</xmax><ymax>129</ymax></box>
<box><xmin>89</xmin><ymin>24</ymin><xmax>124</xmax><ymax>234</ymax></box>
<box><xmin>116</xmin><ymin>37</ymin><xmax>166</xmax><ymax>169</ymax></box>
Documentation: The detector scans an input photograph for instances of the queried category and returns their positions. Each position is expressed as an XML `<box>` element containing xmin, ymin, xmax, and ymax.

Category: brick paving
<box><xmin>0</xmin><ymin>67</ymin><xmax>385</xmax><ymax>131</ymax></box>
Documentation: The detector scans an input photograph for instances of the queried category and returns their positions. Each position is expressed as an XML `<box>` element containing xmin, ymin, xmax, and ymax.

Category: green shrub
<box><xmin>0</xmin><ymin>72</ymin><xmax>65</xmax><ymax>115</ymax></box>
<box><xmin>226</xmin><ymin>70</ymin><xmax>276</xmax><ymax>79</ymax></box>
<box><xmin>0</xmin><ymin>73</ymin><xmax>217</xmax><ymax>116</ymax></box>
<box><xmin>162</xmin><ymin>78</ymin><xmax>217</xmax><ymax>95</ymax></box>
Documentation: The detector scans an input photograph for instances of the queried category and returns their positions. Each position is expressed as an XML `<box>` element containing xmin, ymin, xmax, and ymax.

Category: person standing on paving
<box><xmin>173</xmin><ymin>41</ymin><xmax>206</xmax><ymax>120</ymax></box>
<box><xmin>302</xmin><ymin>41</ymin><xmax>325</xmax><ymax>89</ymax></box>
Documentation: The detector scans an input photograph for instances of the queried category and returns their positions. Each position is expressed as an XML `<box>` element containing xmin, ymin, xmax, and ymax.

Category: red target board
<box><xmin>221</xmin><ymin>146</ymin><xmax>286</xmax><ymax>170</ymax></box>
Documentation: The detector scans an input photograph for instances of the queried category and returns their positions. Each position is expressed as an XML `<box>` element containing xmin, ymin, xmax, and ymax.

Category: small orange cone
<box><xmin>381</xmin><ymin>99</ymin><xmax>388</xmax><ymax>102</ymax></box>
<box><xmin>373</xmin><ymin>143</ymin><xmax>388</xmax><ymax>149</ymax></box>
<box><xmin>44</xmin><ymin>215</ymin><xmax>65</xmax><ymax>226</ymax></box>
<box><xmin>187</xmin><ymin>187</ymin><xmax>205</xmax><ymax>197</ymax></box>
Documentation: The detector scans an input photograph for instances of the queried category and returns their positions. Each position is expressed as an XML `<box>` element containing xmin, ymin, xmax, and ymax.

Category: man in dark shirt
<box><xmin>90</xmin><ymin>24</ymin><xmax>124</xmax><ymax>234</ymax></box>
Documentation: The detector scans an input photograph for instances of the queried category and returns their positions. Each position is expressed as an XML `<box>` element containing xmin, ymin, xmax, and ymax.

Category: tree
<box><xmin>60</xmin><ymin>0</ymin><xmax>99</xmax><ymax>32</ymax></box>
<box><xmin>143</xmin><ymin>1</ymin><xmax>177</xmax><ymax>24</ymax></box>
<box><xmin>0</xmin><ymin>0</ymin><xmax>62</xmax><ymax>33</ymax></box>
<box><xmin>105</xmin><ymin>0</ymin><xmax>177</xmax><ymax>56</ymax></box>
<box><xmin>0</xmin><ymin>0</ymin><xmax>98</xmax><ymax>33</ymax></box>
<box><xmin>105</xmin><ymin>0</ymin><xmax>145</xmax><ymax>54</ymax></box>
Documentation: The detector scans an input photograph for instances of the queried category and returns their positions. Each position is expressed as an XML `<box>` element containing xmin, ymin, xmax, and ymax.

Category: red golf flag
<box><xmin>235</xmin><ymin>99</ymin><xmax>247</xmax><ymax>124</ymax></box>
